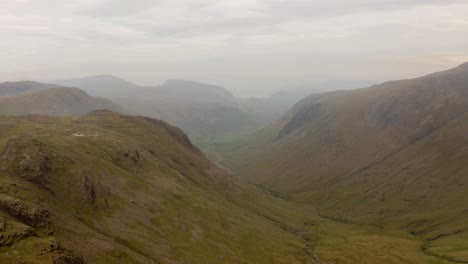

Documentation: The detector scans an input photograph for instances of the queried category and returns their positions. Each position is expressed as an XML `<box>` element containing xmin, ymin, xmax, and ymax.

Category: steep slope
<box><xmin>225</xmin><ymin>62</ymin><xmax>468</xmax><ymax>261</ymax></box>
<box><xmin>0</xmin><ymin>81</ymin><xmax>62</xmax><ymax>96</ymax></box>
<box><xmin>0</xmin><ymin>87</ymin><xmax>122</xmax><ymax>116</ymax></box>
<box><xmin>0</xmin><ymin>111</ymin><xmax>321</xmax><ymax>264</ymax></box>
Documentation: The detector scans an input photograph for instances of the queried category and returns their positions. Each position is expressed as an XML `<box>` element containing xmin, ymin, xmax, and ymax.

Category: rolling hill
<box><xmin>224</xmin><ymin>62</ymin><xmax>468</xmax><ymax>262</ymax></box>
<box><xmin>0</xmin><ymin>86</ymin><xmax>122</xmax><ymax>116</ymax></box>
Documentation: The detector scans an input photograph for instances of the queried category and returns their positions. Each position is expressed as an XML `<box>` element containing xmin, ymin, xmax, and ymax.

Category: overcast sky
<box><xmin>1</xmin><ymin>0</ymin><xmax>468</xmax><ymax>96</ymax></box>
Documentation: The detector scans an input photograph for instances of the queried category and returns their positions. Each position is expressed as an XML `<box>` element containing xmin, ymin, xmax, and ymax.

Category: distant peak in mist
<box><xmin>57</xmin><ymin>74</ymin><xmax>135</xmax><ymax>85</ymax></box>
<box><xmin>457</xmin><ymin>61</ymin><xmax>468</xmax><ymax>69</ymax></box>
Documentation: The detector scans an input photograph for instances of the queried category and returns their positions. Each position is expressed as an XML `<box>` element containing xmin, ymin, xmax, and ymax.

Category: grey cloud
<box><xmin>262</xmin><ymin>0</ymin><xmax>465</xmax><ymax>19</ymax></box>
<box><xmin>1</xmin><ymin>0</ymin><xmax>468</xmax><ymax>96</ymax></box>
<box><xmin>137</xmin><ymin>16</ymin><xmax>282</xmax><ymax>39</ymax></box>
<box><xmin>83</xmin><ymin>0</ymin><xmax>160</xmax><ymax>17</ymax></box>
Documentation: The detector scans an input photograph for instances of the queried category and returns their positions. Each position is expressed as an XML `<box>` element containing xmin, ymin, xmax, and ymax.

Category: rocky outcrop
<box><xmin>114</xmin><ymin>147</ymin><xmax>143</xmax><ymax>168</ymax></box>
<box><xmin>0</xmin><ymin>137</ymin><xmax>55</xmax><ymax>187</ymax></box>
<box><xmin>43</xmin><ymin>240</ymin><xmax>86</xmax><ymax>264</ymax></box>
<box><xmin>0</xmin><ymin>217</ymin><xmax>36</xmax><ymax>246</ymax></box>
<box><xmin>0</xmin><ymin>195</ymin><xmax>50</xmax><ymax>228</ymax></box>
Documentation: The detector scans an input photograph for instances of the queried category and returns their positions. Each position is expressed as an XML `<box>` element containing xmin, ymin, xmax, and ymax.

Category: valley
<box><xmin>2</xmin><ymin>1</ymin><xmax>468</xmax><ymax>262</ymax></box>
<box><xmin>0</xmin><ymin>63</ymin><xmax>467</xmax><ymax>264</ymax></box>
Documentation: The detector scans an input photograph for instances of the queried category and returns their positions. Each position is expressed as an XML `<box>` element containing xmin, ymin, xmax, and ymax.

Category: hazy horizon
<box><xmin>1</xmin><ymin>0</ymin><xmax>468</xmax><ymax>96</ymax></box>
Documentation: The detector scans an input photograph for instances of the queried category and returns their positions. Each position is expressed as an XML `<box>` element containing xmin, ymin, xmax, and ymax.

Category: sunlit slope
<box><xmin>0</xmin><ymin>87</ymin><xmax>122</xmax><ymax>116</ymax></box>
<box><xmin>225</xmin><ymin>62</ymin><xmax>468</xmax><ymax>262</ymax></box>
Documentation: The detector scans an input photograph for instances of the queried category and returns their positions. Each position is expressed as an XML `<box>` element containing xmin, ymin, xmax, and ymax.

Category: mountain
<box><xmin>155</xmin><ymin>79</ymin><xmax>238</xmax><ymax>107</ymax></box>
<box><xmin>121</xmin><ymin>79</ymin><xmax>250</xmax><ymax>142</ymax></box>
<box><xmin>224</xmin><ymin>62</ymin><xmax>468</xmax><ymax>262</ymax></box>
<box><xmin>238</xmin><ymin>96</ymin><xmax>290</xmax><ymax>123</ymax></box>
<box><xmin>267</xmin><ymin>80</ymin><xmax>376</xmax><ymax>108</ymax></box>
<box><xmin>0</xmin><ymin>81</ymin><xmax>62</xmax><ymax>96</ymax></box>
<box><xmin>0</xmin><ymin>111</ymin><xmax>454</xmax><ymax>264</ymax></box>
<box><xmin>0</xmin><ymin>86</ymin><xmax>122</xmax><ymax>116</ymax></box>
<box><xmin>55</xmin><ymin>75</ymin><xmax>152</xmax><ymax>98</ymax></box>
<box><xmin>55</xmin><ymin>76</ymin><xmax>273</xmax><ymax>155</ymax></box>
<box><xmin>55</xmin><ymin>76</ymin><xmax>238</xmax><ymax>106</ymax></box>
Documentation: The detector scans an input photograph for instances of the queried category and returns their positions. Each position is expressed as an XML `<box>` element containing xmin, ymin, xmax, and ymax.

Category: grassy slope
<box><xmin>0</xmin><ymin>112</ymin><xmax>455</xmax><ymax>263</ymax></box>
<box><xmin>223</xmin><ymin>63</ymin><xmax>468</xmax><ymax>262</ymax></box>
<box><xmin>1</xmin><ymin>114</ymin><xmax>308</xmax><ymax>263</ymax></box>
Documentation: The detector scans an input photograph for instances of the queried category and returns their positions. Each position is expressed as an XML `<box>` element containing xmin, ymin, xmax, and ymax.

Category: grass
<box><xmin>0</xmin><ymin>112</ymin><xmax>320</xmax><ymax>263</ymax></box>
<box><xmin>219</xmin><ymin>66</ymin><xmax>468</xmax><ymax>263</ymax></box>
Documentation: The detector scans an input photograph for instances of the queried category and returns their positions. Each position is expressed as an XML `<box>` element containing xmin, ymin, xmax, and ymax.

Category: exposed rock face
<box><xmin>81</xmin><ymin>175</ymin><xmax>97</xmax><ymax>204</ymax></box>
<box><xmin>0</xmin><ymin>137</ymin><xmax>55</xmax><ymax>187</ymax></box>
<box><xmin>114</xmin><ymin>147</ymin><xmax>143</xmax><ymax>168</ymax></box>
<box><xmin>46</xmin><ymin>241</ymin><xmax>85</xmax><ymax>264</ymax></box>
<box><xmin>0</xmin><ymin>220</ymin><xmax>36</xmax><ymax>247</ymax></box>
<box><xmin>53</xmin><ymin>254</ymin><xmax>86</xmax><ymax>264</ymax></box>
<box><xmin>0</xmin><ymin>195</ymin><xmax>50</xmax><ymax>228</ymax></box>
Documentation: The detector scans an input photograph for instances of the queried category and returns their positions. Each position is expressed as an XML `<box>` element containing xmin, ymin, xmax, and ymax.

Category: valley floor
<box><xmin>247</xmin><ymin>186</ymin><xmax>461</xmax><ymax>264</ymax></box>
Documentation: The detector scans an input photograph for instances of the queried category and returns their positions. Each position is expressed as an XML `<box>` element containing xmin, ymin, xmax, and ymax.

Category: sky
<box><xmin>1</xmin><ymin>0</ymin><xmax>468</xmax><ymax>96</ymax></box>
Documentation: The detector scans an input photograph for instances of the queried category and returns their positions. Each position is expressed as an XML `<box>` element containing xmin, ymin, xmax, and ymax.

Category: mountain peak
<box><xmin>457</xmin><ymin>61</ymin><xmax>468</xmax><ymax>70</ymax></box>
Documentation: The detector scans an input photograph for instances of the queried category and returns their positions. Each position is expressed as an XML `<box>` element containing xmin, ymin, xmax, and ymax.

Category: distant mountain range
<box><xmin>223</xmin><ymin>62</ymin><xmax>468</xmax><ymax>262</ymax></box>
<box><xmin>1</xmin><ymin>64</ymin><xmax>467</xmax><ymax>263</ymax></box>
<box><xmin>0</xmin><ymin>82</ymin><xmax>121</xmax><ymax>116</ymax></box>
<box><xmin>55</xmin><ymin>76</ymin><xmax>275</xmax><ymax>155</ymax></box>
<box><xmin>0</xmin><ymin>81</ymin><xmax>62</xmax><ymax>96</ymax></box>
<box><xmin>54</xmin><ymin>75</ymin><xmax>377</xmax><ymax>152</ymax></box>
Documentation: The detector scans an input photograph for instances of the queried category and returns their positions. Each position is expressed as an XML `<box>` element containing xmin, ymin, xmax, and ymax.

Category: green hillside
<box><xmin>0</xmin><ymin>111</ymin><xmax>317</xmax><ymax>263</ymax></box>
<box><xmin>0</xmin><ymin>111</ymin><xmax>456</xmax><ymax>263</ymax></box>
<box><xmin>224</xmin><ymin>62</ymin><xmax>468</xmax><ymax>262</ymax></box>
